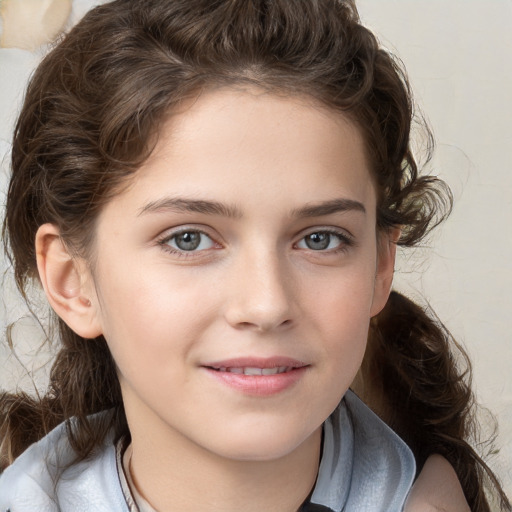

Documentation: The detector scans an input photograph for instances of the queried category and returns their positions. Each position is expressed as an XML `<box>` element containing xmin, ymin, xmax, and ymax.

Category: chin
<box><xmin>207</xmin><ymin>424</ymin><xmax>320</xmax><ymax>463</ymax></box>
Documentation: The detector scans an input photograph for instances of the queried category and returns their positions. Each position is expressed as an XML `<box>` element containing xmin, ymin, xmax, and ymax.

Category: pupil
<box><xmin>306</xmin><ymin>232</ymin><xmax>330</xmax><ymax>250</ymax></box>
<box><xmin>176</xmin><ymin>232</ymin><xmax>201</xmax><ymax>251</ymax></box>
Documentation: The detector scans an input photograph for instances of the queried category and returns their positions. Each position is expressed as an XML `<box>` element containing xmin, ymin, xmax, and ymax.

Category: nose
<box><xmin>223</xmin><ymin>248</ymin><xmax>295</xmax><ymax>333</ymax></box>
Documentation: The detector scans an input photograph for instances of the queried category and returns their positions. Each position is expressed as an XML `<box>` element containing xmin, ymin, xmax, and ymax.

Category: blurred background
<box><xmin>358</xmin><ymin>0</ymin><xmax>512</xmax><ymax>497</ymax></box>
<box><xmin>1</xmin><ymin>0</ymin><xmax>511</xmax><ymax>497</ymax></box>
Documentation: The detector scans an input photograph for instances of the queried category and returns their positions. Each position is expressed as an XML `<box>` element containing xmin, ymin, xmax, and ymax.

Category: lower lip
<box><xmin>203</xmin><ymin>367</ymin><xmax>308</xmax><ymax>396</ymax></box>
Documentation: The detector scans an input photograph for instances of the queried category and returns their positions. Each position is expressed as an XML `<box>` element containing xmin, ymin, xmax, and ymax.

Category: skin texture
<box><xmin>406</xmin><ymin>455</ymin><xmax>471</xmax><ymax>512</ymax></box>
<box><xmin>35</xmin><ymin>86</ymin><xmax>470</xmax><ymax>512</ymax></box>
<box><xmin>36</xmin><ymin>87</ymin><xmax>396</xmax><ymax>511</ymax></box>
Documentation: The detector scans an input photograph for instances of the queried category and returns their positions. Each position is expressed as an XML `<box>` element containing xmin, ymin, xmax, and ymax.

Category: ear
<box><xmin>370</xmin><ymin>228</ymin><xmax>400</xmax><ymax>317</ymax></box>
<box><xmin>35</xmin><ymin>223</ymin><xmax>102</xmax><ymax>338</ymax></box>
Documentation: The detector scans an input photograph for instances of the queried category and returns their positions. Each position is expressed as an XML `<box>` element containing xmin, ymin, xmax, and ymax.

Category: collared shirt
<box><xmin>0</xmin><ymin>391</ymin><xmax>415</xmax><ymax>511</ymax></box>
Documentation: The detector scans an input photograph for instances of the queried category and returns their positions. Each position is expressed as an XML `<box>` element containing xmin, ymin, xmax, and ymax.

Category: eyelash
<box><xmin>295</xmin><ymin>228</ymin><xmax>355</xmax><ymax>254</ymax></box>
<box><xmin>157</xmin><ymin>228</ymin><xmax>219</xmax><ymax>258</ymax></box>
<box><xmin>156</xmin><ymin>227</ymin><xmax>354</xmax><ymax>258</ymax></box>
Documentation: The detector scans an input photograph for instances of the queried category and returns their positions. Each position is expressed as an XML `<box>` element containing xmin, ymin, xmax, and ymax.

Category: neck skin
<box><xmin>124</xmin><ymin>401</ymin><xmax>322</xmax><ymax>512</ymax></box>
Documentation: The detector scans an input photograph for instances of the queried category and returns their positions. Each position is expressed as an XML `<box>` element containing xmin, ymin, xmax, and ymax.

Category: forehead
<box><xmin>104</xmin><ymin>86</ymin><xmax>376</xmax><ymax>219</ymax></box>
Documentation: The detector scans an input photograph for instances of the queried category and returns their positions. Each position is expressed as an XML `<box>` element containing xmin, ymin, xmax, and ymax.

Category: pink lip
<box><xmin>201</xmin><ymin>357</ymin><xmax>309</xmax><ymax>396</ymax></box>
<box><xmin>203</xmin><ymin>356</ymin><xmax>307</xmax><ymax>369</ymax></box>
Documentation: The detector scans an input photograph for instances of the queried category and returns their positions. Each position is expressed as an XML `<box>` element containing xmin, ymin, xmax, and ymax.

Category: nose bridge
<box><xmin>224</xmin><ymin>242</ymin><xmax>294</xmax><ymax>332</ymax></box>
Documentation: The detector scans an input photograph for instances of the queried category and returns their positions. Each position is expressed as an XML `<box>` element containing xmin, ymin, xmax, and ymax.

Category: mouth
<box><xmin>203</xmin><ymin>357</ymin><xmax>307</xmax><ymax>374</ymax></box>
<box><xmin>209</xmin><ymin>366</ymin><xmax>295</xmax><ymax>375</ymax></box>
<box><xmin>201</xmin><ymin>357</ymin><xmax>309</xmax><ymax>395</ymax></box>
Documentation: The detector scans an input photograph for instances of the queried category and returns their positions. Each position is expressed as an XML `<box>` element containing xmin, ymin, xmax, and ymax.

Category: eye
<box><xmin>296</xmin><ymin>231</ymin><xmax>350</xmax><ymax>251</ymax></box>
<box><xmin>162</xmin><ymin>230</ymin><xmax>216</xmax><ymax>252</ymax></box>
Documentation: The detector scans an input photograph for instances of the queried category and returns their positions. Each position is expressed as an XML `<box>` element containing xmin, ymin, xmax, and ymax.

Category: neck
<box><xmin>126</xmin><ymin>413</ymin><xmax>321</xmax><ymax>512</ymax></box>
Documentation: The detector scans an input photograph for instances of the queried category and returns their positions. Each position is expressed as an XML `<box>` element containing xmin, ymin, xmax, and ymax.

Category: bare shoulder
<box><xmin>404</xmin><ymin>454</ymin><xmax>470</xmax><ymax>512</ymax></box>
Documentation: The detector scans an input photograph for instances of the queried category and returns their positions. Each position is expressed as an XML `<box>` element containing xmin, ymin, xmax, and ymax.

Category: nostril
<box><xmin>230</xmin><ymin>318</ymin><xmax>292</xmax><ymax>332</ymax></box>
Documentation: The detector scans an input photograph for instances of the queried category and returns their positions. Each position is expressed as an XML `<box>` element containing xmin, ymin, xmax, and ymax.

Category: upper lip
<box><xmin>202</xmin><ymin>357</ymin><xmax>308</xmax><ymax>369</ymax></box>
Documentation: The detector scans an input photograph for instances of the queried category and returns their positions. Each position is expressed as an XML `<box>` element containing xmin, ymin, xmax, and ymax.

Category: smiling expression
<box><xmin>85</xmin><ymin>86</ymin><xmax>394</xmax><ymax>462</ymax></box>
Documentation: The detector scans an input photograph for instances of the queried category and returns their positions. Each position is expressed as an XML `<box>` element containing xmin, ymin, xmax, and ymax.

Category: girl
<box><xmin>0</xmin><ymin>0</ymin><xmax>509</xmax><ymax>510</ymax></box>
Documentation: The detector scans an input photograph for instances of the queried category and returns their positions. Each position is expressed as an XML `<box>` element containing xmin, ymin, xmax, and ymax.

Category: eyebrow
<box><xmin>138</xmin><ymin>196</ymin><xmax>365</xmax><ymax>219</ymax></box>
<box><xmin>292</xmin><ymin>198</ymin><xmax>366</xmax><ymax>218</ymax></box>
<box><xmin>138</xmin><ymin>197</ymin><xmax>243</xmax><ymax>218</ymax></box>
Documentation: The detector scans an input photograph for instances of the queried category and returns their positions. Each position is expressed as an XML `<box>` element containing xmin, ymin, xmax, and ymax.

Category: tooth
<box><xmin>262</xmin><ymin>368</ymin><xmax>279</xmax><ymax>375</ymax></box>
<box><xmin>244</xmin><ymin>367</ymin><xmax>263</xmax><ymax>376</ymax></box>
<box><xmin>279</xmin><ymin>366</ymin><xmax>288</xmax><ymax>373</ymax></box>
<box><xmin>229</xmin><ymin>367</ymin><xmax>244</xmax><ymax>374</ymax></box>
<box><xmin>219</xmin><ymin>367</ymin><xmax>226</xmax><ymax>372</ymax></box>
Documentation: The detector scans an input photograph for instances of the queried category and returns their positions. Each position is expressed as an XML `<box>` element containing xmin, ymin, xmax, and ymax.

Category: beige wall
<box><xmin>358</xmin><ymin>0</ymin><xmax>512</xmax><ymax>495</ymax></box>
<box><xmin>1</xmin><ymin>0</ymin><xmax>510</xmax><ymax>496</ymax></box>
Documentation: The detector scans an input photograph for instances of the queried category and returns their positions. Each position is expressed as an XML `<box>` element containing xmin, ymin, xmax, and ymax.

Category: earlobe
<box><xmin>370</xmin><ymin>228</ymin><xmax>400</xmax><ymax>317</ymax></box>
<box><xmin>35</xmin><ymin>223</ymin><xmax>102</xmax><ymax>338</ymax></box>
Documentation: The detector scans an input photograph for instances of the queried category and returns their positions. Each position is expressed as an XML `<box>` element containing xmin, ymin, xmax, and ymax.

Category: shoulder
<box><xmin>0</xmin><ymin>415</ymin><xmax>129</xmax><ymax>512</ymax></box>
<box><xmin>0</xmin><ymin>420</ymin><xmax>69</xmax><ymax>511</ymax></box>
<box><xmin>405</xmin><ymin>454</ymin><xmax>470</xmax><ymax>512</ymax></box>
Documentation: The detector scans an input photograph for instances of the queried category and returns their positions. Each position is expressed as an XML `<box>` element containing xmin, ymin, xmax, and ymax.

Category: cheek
<box><xmin>93</xmin><ymin>263</ymin><xmax>220</xmax><ymax>361</ymax></box>
<box><xmin>310</xmin><ymin>265</ymin><xmax>376</xmax><ymax>369</ymax></box>
<box><xmin>313</xmin><ymin>262</ymin><xmax>376</xmax><ymax>327</ymax></box>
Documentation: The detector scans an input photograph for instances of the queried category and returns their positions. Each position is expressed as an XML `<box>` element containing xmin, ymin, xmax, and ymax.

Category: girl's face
<box><xmin>87</xmin><ymin>87</ymin><xmax>395</xmax><ymax>462</ymax></box>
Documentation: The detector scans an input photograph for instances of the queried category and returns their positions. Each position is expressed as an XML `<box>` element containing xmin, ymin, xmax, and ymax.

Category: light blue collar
<box><xmin>308</xmin><ymin>390</ymin><xmax>416</xmax><ymax>511</ymax></box>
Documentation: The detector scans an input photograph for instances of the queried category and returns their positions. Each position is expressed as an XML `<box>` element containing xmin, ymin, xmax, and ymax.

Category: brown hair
<box><xmin>1</xmin><ymin>0</ymin><xmax>509</xmax><ymax>509</ymax></box>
